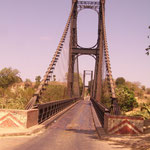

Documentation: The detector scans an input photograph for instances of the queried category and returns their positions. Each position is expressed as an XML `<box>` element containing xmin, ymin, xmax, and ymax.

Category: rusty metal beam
<box><xmin>72</xmin><ymin>48</ymin><xmax>98</xmax><ymax>55</ymax></box>
<box><xmin>67</xmin><ymin>0</ymin><xmax>78</xmax><ymax>97</ymax></box>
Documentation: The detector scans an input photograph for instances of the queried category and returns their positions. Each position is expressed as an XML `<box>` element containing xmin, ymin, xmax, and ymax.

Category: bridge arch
<box><xmin>77</xmin><ymin>9</ymin><xmax>98</xmax><ymax>48</ymax></box>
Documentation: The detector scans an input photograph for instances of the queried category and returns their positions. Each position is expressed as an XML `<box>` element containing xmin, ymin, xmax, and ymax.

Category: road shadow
<box><xmin>66</xmin><ymin>128</ymin><xmax>98</xmax><ymax>140</ymax></box>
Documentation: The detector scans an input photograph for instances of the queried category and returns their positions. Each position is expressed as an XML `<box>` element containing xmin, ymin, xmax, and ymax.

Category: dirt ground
<box><xmin>103</xmin><ymin>133</ymin><xmax>150</xmax><ymax>150</ymax></box>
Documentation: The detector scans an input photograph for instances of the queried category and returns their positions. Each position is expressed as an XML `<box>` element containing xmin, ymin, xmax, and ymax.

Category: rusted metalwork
<box><xmin>67</xmin><ymin>0</ymin><xmax>77</xmax><ymax>98</ymax></box>
<box><xmin>101</xmin><ymin>1</ymin><xmax>115</xmax><ymax>99</ymax></box>
<box><xmin>101</xmin><ymin>0</ymin><xmax>120</xmax><ymax>114</ymax></box>
<box><xmin>72</xmin><ymin>48</ymin><xmax>98</xmax><ymax>55</ymax></box>
<box><xmin>91</xmin><ymin>98</ymin><xmax>109</xmax><ymax>127</ymax></box>
<box><xmin>67</xmin><ymin>0</ymin><xmax>101</xmax><ymax>99</ymax></box>
<box><xmin>26</xmin><ymin>0</ymin><xmax>120</xmax><ymax>116</ymax></box>
<box><xmin>38</xmin><ymin>98</ymin><xmax>79</xmax><ymax>123</ymax></box>
<box><xmin>25</xmin><ymin>1</ymin><xmax>77</xmax><ymax>110</ymax></box>
<box><xmin>77</xmin><ymin>1</ymin><xmax>100</xmax><ymax>13</ymax></box>
<box><xmin>94</xmin><ymin>3</ymin><xmax>103</xmax><ymax>102</ymax></box>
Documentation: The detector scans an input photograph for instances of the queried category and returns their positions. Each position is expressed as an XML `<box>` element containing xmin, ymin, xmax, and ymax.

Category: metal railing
<box><xmin>37</xmin><ymin>98</ymin><xmax>79</xmax><ymax>124</ymax></box>
<box><xmin>91</xmin><ymin>98</ymin><xmax>110</xmax><ymax>127</ymax></box>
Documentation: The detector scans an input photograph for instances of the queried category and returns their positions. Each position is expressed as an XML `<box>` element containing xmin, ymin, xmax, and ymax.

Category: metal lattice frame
<box><xmin>77</xmin><ymin>1</ymin><xmax>100</xmax><ymax>13</ymax></box>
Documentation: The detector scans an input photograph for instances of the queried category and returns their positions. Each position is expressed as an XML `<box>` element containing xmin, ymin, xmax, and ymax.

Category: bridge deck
<box><xmin>0</xmin><ymin>100</ymin><xmax>123</xmax><ymax>150</ymax></box>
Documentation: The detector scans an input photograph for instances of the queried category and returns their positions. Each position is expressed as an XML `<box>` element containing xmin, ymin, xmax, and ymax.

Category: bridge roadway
<box><xmin>0</xmin><ymin>99</ymin><xmax>127</xmax><ymax>150</ymax></box>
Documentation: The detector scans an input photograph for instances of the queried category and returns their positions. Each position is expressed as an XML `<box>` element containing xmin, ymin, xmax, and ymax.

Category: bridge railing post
<box><xmin>90</xmin><ymin>98</ymin><xmax>110</xmax><ymax>127</ymax></box>
<box><xmin>110</xmin><ymin>97</ymin><xmax>120</xmax><ymax>115</ymax></box>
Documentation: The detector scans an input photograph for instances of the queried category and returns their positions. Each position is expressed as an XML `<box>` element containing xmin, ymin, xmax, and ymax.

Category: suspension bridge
<box><xmin>0</xmin><ymin>0</ymin><xmax>144</xmax><ymax>150</ymax></box>
<box><xmin>26</xmin><ymin>0</ymin><xmax>119</xmax><ymax>113</ymax></box>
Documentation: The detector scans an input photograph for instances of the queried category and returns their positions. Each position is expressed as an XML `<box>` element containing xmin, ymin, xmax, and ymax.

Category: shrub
<box><xmin>0</xmin><ymin>87</ymin><xmax>34</xmax><ymax>109</ymax></box>
<box><xmin>125</xmin><ymin>81</ymin><xmax>144</xmax><ymax>98</ymax></box>
<box><xmin>40</xmin><ymin>83</ymin><xmax>69</xmax><ymax>103</ymax></box>
<box><xmin>0</xmin><ymin>67</ymin><xmax>22</xmax><ymax>88</ymax></box>
<box><xmin>115</xmin><ymin>77</ymin><xmax>125</xmax><ymax>86</ymax></box>
<box><xmin>116</xmin><ymin>86</ymin><xmax>138</xmax><ymax>112</ymax></box>
<box><xmin>146</xmin><ymin>88</ymin><xmax>150</xmax><ymax>94</ymax></box>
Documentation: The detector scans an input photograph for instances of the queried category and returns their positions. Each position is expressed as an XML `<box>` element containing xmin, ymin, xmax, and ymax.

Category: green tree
<box><xmin>116</xmin><ymin>86</ymin><xmax>138</xmax><ymax>112</ymax></box>
<box><xmin>53</xmin><ymin>75</ymin><xmax>56</xmax><ymax>81</ymax></box>
<box><xmin>35</xmin><ymin>76</ymin><xmax>41</xmax><ymax>83</ymax></box>
<box><xmin>24</xmin><ymin>78</ymin><xmax>32</xmax><ymax>88</ymax></box>
<box><xmin>0</xmin><ymin>67</ymin><xmax>21</xmax><ymax>88</ymax></box>
<box><xmin>126</xmin><ymin>81</ymin><xmax>144</xmax><ymax>98</ymax></box>
<box><xmin>146</xmin><ymin>88</ymin><xmax>150</xmax><ymax>94</ymax></box>
<box><xmin>141</xmin><ymin>85</ymin><xmax>146</xmax><ymax>91</ymax></box>
<box><xmin>115</xmin><ymin>77</ymin><xmax>125</xmax><ymax>86</ymax></box>
<box><xmin>0</xmin><ymin>87</ymin><xmax>34</xmax><ymax>109</ymax></box>
<box><xmin>35</xmin><ymin>75</ymin><xmax>41</xmax><ymax>88</ymax></box>
<box><xmin>87</xmin><ymin>80</ymin><xmax>93</xmax><ymax>94</ymax></box>
<box><xmin>40</xmin><ymin>83</ymin><xmax>68</xmax><ymax>103</ymax></box>
<box><xmin>101</xmin><ymin>79</ymin><xmax>112</xmax><ymax>108</ymax></box>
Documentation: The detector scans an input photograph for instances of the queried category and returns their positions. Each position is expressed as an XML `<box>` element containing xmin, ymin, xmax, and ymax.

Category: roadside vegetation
<box><xmin>102</xmin><ymin>76</ymin><xmax>150</xmax><ymax>119</ymax></box>
<box><xmin>1</xmin><ymin>67</ymin><xmax>150</xmax><ymax>120</ymax></box>
<box><xmin>0</xmin><ymin>67</ymin><xmax>70</xmax><ymax>109</ymax></box>
<box><xmin>40</xmin><ymin>81</ymin><xmax>69</xmax><ymax>103</ymax></box>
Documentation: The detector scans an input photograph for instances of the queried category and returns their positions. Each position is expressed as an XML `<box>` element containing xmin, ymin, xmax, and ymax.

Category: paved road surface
<box><xmin>0</xmin><ymin>100</ymin><xmax>130</xmax><ymax>150</ymax></box>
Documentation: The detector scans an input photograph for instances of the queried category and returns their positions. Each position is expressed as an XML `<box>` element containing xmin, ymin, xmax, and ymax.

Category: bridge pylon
<box><xmin>67</xmin><ymin>0</ymin><xmax>108</xmax><ymax>103</ymax></box>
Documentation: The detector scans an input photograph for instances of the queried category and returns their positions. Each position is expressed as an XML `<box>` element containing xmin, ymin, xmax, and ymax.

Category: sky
<box><xmin>0</xmin><ymin>0</ymin><xmax>150</xmax><ymax>87</ymax></box>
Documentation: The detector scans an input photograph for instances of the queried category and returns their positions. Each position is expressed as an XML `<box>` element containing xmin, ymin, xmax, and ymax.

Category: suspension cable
<box><xmin>25</xmin><ymin>0</ymin><xmax>77</xmax><ymax>109</ymax></box>
<box><xmin>101</xmin><ymin>1</ymin><xmax>116</xmax><ymax>99</ymax></box>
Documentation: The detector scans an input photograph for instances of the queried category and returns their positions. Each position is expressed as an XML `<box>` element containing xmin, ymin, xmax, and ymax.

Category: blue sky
<box><xmin>0</xmin><ymin>0</ymin><xmax>150</xmax><ymax>87</ymax></box>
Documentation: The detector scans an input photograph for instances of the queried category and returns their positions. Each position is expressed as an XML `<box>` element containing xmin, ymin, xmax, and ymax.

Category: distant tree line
<box><xmin>0</xmin><ymin>67</ymin><xmax>149</xmax><ymax>112</ymax></box>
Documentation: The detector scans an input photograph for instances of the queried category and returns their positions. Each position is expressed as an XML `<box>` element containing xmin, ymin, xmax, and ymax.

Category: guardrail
<box><xmin>37</xmin><ymin>98</ymin><xmax>79</xmax><ymax>124</ymax></box>
<box><xmin>91</xmin><ymin>98</ymin><xmax>110</xmax><ymax>127</ymax></box>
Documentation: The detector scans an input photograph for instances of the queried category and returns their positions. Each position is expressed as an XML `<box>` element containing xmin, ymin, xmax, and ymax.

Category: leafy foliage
<box><xmin>115</xmin><ymin>77</ymin><xmax>125</xmax><ymax>86</ymax></box>
<box><xmin>35</xmin><ymin>76</ymin><xmax>41</xmax><ymax>88</ymax></box>
<box><xmin>101</xmin><ymin>79</ymin><xmax>111</xmax><ymax>108</ymax></box>
<box><xmin>40</xmin><ymin>82</ymin><xmax>69</xmax><ymax>103</ymax></box>
<box><xmin>101</xmin><ymin>77</ymin><xmax>139</xmax><ymax>112</ymax></box>
<box><xmin>24</xmin><ymin>79</ymin><xmax>32</xmax><ymax>89</ymax></box>
<box><xmin>0</xmin><ymin>66</ymin><xmax>146</xmax><ymax>113</ymax></box>
<box><xmin>146</xmin><ymin>88</ymin><xmax>150</xmax><ymax>94</ymax></box>
<box><xmin>128</xmin><ymin>103</ymin><xmax>150</xmax><ymax>119</ymax></box>
<box><xmin>116</xmin><ymin>86</ymin><xmax>138</xmax><ymax>112</ymax></box>
<box><xmin>79</xmin><ymin>73</ymin><xmax>83</xmax><ymax>95</ymax></box>
<box><xmin>125</xmin><ymin>81</ymin><xmax>144</xmax><ymax>98</ymax></box>
<box><xmin>0</xmin><ymin>67</ymin><xmax>21</xmax><ymax>88</ymax></box>
<box><xmin>0</xmin><ymin>87</ymin><xmax>34</xmax><ymax>109</ymax></box>
<box><xmin>35</xmin><ymin>76</ymin><xmax>41</xmax><ymax>83</ymax></box>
